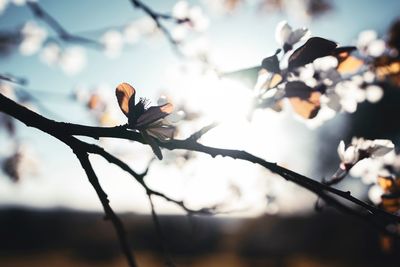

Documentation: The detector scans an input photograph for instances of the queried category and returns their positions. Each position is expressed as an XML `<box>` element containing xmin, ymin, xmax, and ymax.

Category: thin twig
<box><xmin>26</xmin><ymin>2</ymin><xmax>103</xmax><ymax>49</ymax></box>
<box><xmin>1</xmin><ymin>92</ymin><xmax>399</xmax><ymax>237</ymax></box>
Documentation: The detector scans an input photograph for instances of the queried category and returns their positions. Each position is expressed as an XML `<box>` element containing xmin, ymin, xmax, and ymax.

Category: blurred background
<box><xmin>0</xmin><ymin>0</ymin><xmax>400</xmax><ymax>266</ymax></box>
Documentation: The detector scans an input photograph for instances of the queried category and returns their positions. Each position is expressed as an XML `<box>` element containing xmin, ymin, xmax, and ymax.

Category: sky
<box><xmin>0</xmin><ymin>0</ymin><xmax>399</xmax><ymax>215</ymax></box>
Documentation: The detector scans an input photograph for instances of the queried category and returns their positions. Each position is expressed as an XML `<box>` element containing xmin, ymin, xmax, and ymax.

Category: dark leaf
<box><xmin>284</xmin><ymin>81</ymin><xmax>313</xmax><ymax>99</ymax></box>
<box><xmin>141</xmin><ymin>131</ymin><xmax>163</xmax><ymax>160</ymax></box>
<box><xmin>284</xmin><ymin>81</ymin><xmax>321</xmax><ymax>119</ymax></box>
<box><xmin>136</xmin><ymin>103</ymin><xmax>173</xmax><ymax>128</ymax></box>
<box><xmin>288</xmin><ymin>37</ymin><xmax>337</xmax><ymax>70</ymax></box>
<box><xmin>261</xmin><ymin>49</ymin><xmax>281</xmax><ymax>73</ymax></box>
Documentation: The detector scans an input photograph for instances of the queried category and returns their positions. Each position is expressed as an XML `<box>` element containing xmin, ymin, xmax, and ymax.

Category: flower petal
<box><xmin>116</xmin><ymin>82</ymin><xmax>136</xmax><ymax>116</ymax></box>
<box><xmin>136</xmin><ymin>103</ymin><xmax>173</xmax><ymax>127</ymax></box>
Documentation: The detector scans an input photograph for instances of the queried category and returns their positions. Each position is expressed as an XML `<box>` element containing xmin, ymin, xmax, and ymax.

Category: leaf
<box><xmin>288</xmin><ymin>37</ymin><xmax>337</xmax><ymax>70</ymax></box>
<box><xmin>261</xmin><ymin>50</ymin><xmax>281</xmax><ymax>73</ymax></box>
<box><xmin>285</xmin><ymin>81</ymin><xmax>313</xmax><ymax>99</ymax></box>
<box><xmin>285</xmin><ymin>81</ymin><xmax>320</xmax><ymax>118</ymax></box>
<box><xmin>116</xmin><ymin>83</ymin><xmax>136</xmax><ymax>116</ymax></box>
<box><xmin>332</xmin><ymin>46</ymin><xmax>364</xmax><ymax>74</ymax></box>
<box><xmin>136</xmin><ymin>103</ymin><xmax>173</xmax><ymax>128</ymax></box>
<box><xmin>141</xmin><ymin>131</ymin><xmax>163</xmax><ymax>160</ymax></box>
<box><xmin>221</xmin><ymin>66</ymin><xmax>261</xmax><ymax>89</ymax></box>
<box><xmin>374</xmin><ymin>56</ymin><xmax>400</xmax><ymax>86</ymax></box>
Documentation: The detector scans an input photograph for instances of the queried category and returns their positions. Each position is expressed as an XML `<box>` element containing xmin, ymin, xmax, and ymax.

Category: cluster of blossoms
<box><xmin>333</xmin><ymin>138</ymin><xmax>400</xmax><ymax>211</ymax></box>
<box><xmin>227</xmin><ymin>19</ymin><xmax>400</xmax><ymax>128</ymax></box>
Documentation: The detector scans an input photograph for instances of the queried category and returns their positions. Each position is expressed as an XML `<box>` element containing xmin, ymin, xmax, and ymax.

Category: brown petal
<box><xmin>116</xmin><ymin>83</ymin><xmax>136</xmax><ymax>116</ymax></box>
<box><xmin>136</xmin><ymin>103</ymin><xmax>174</xmax><ymax>127</ymax></box>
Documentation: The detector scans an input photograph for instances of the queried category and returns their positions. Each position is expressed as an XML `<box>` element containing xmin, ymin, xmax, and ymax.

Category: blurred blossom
<box><xmin>59</xmin><ymin>46</ymin><xmax>87</xmax><ymax>75</ymax></box>
<box><xmin>275</xmin><ymin>21</ymin><xmax>309</xmax><ymax>51</ymax></box>
<box><xmin>313</xmin><ymin>56</ymin><xmax>338</xmax><ymax>72</ymax></box>
<box><xmin>135</xmin><ymin>17</ymin><xmax>157</xmax><ymax>35</ymax></box>
<box><xmin>101</xmin><ymin>30</ymin><xmax>124</xmax><ymax>58</ymax></box>
<box><xmin>123</xmin><ymin>23</ymin><xmax>140</xmax><ymax>44</ymax></box>
<box><xmin>365</xmin><ymin>84</ymin><xmax>383</xmax><ymax>103</ymax></box>
<box><xmin>19</xmin><ymin>21</ymin><xmax>47</xmax><ymax>56</ymax></box>
<box><xmin>337</xmin><ymin>138</ymin><xmax>394</xmax><ymax>172</ymax></box>
<box><xmin>368</xmin><ymin>184</ymin><xmax>384</xmax><ymax>204</ymax></box>
<box><xmin>357</xmin><ymin>30</ymin><xmax>386</xmax><ymax>57</ymax></box>
<box><xmin>0</xmin><ymin>0</ymin><xmax>8</xmax><ymax>14</ymax></box>
<box><xmin>39</xmin><ymin>42</ymin><xmax>61</xmax><ymax>66</ymax></box>
<box><xmin>172</xmin><ymin>1</ymin><xmax>209</xmax><ymax>40</ymax></box>
<box><xmin>11</xmin><ymin>0</ymin><xmax>27</xmax><ymax>5</ymax></box>
<box><xmin>2</xmin><ymin>144</ymin><xmax>39</xmax><ymax>182</ymax></box>
<box><xmin>202</xmin><ymin>0</ymin><xmax>243</xmax><ymax>14</ymax></box>
<box><xmin>334</xmin><ymin>79</ymin><xmax>366</xmax><ymax>113</ymax></box>
<box><xmin>181</xmin><ymin>36</ymin><xmax>209</xmax><ymax>58</ymax></box>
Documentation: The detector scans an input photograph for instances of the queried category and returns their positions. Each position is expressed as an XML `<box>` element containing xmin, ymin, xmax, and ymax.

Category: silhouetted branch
<box><xmin>26</xmin><ymin>2</ymin><xmax>103</xmax><ymax>49</ymax></box>
<box><xmin>0</xmin><ymin>92</ymin><xmax>399</xmax><ymax>241</ymax></box>
<box><xmin>0</xmin><ymin>73</ymin><xmax>27</xmax><ymax>85</ymax></box>
<box><xmin>74</xmin><ymin>149</ymin><xmax>138</xmax><ymax>267</ymax></box>
<box><xmin>129</xmin><ymin>0</ymin><xmax>188</xmax><ymax>54</ymax></box>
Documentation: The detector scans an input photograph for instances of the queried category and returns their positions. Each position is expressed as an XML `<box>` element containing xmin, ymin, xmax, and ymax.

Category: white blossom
<box><xmin>101</xmin><ymin>30</ymin><xmax>124</xmax><ymax>58</ymax></box>
<box><xmin>275</xmin><ymin>21</ymin><xmax>309</xmax><ymax>48</ymax></box>
<box><xmin>19</xmin><ymin>21</ymin><xmax>47</xmax><ymax>56</ymax></box>
<box><xmin>59</xmin><ymin>46</ymin><xmax>87</xmax><ymax>75</ymax></box>
<box><xmin>357</xmin><ymin>30</ymin><xmax>386</xmax><ymax>57</ymax></box>
<box><xmin>40</xmin><ymin>42</ymin><xmax>60</xmax><ymax>66</ymax></box>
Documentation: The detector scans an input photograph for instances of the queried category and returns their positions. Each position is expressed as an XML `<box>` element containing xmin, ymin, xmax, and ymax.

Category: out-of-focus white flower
<box><xmin>135</xmin><ymin>17</ymin><xmax>157</xmax><ymax>35</ymax></box>
<box><xmin>2</xmin><ymin>144</ymin><xmax>39</xmax><ymax>182</ymax></box>
<box><xmin>357</xmin><ymin>30</ymin><xmax>386</xmax><ymax>57</ymax></box>
<box><xmin>337</xmin><ymin>138</ymin><xmax>394</xmax><ymax>171</ymax></box>
<box><xmin>368</xmin><ymin>184</ymin><xmax>384</xmax><ymax>204</ymax></box>
<box><xmin>101</xmin><ymin>30</ymin><xmax>124</xmax><ymax>59</ymax></box>
<box><xmin>181</xmin><ymin>36</ymin><xmax>209</xmax><ymax>58</ymax></box>
<box><xmin>172</xmin><ymin>0</ymin><xmax>189</xmax><ymax>19</ymax></box>
<box><xmin>365</xmin><ymin>85</ymin><xmax>383</xmax><ymax>103</ymax></box>
<box><xmin>11</xmin><ymin>0</ymin><xmax>27</xmax><ymax>5</ymax></box>
<box><xmin>59</xmin><ymin>46</ymin><xmax>87</xmax><ymax>75</ymax></box>
<box><xmin>19</xmin><ymin>21</ymin><xmax>47</xmax><ymax>56</ymax></box>
<box><xmin>123</xmin><ymin>23</ymin><xmax>141</xmax><ymax>44</ymax></box>
<box><xmin>39</xmin><ymin>42</ymin><xmax>60</xmax><ymax>66</ymax></box>
<box><xmin>335</xmin><ymin>79</ymin><xmax>366</xmax><ymax>113</ymax></box>
<box><xmin>172</xmin><ymin>1</ymin><xmax>209</xmax><ymax>36</ymax></box>
<box><xmin>171</xmin><ymin>24</ymin><xmax>188</xmax><ymax>42</ymax></box>
<box><xmin>313</xmin><ymin>56</ymin><xmax>338</xmax><ymax>72</ymax></box>
<box><xmin>275</xmin><ymin>21</ymin><xmax>309</xmax><ymax>50</ymax></box>
<box><xmin>0</xmin><ymin>0</ymin><xmax>9</xmax><ymax>14</ymax></box>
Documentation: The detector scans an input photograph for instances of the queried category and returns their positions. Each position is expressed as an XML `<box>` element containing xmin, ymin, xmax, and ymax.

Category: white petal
<box><xmin>366</xmin><ymin>85</ymin><xmax>383</xmax><ymax>103</ymax></box>
<box><xmin>368</xmin><ymin>185</ymin><xmax>383</xmax><ymax>205</ymax></box>
<box><xmin>337</xmin><ymin>140</ymin><xmax>345</xmax><ymax>161</ymax></box>
<box><xmin>357</xmin><ymin>30</ymin><xmax>377</xmax><ymax>49</ymax></box>
<box><xmin>313</xmin><ymin>56</ymin><xmax>338</xmax><ymax>71</ymax></box>
<box><xmin>275</xmin><ymin>21</ymin><xmax>292</xmax><ymax>45</ymax></box>
<box><xmin>367</xmin><ymin>39</ymin><xmax>386</xmax><ymax>57</ymax></box>
<box><xmin>287</xmin><ymin>27</ymin><xmax>309</xmax><ymax>46</ymax></box>
<box><xmin>172</xmin><ymin>0</ymin><xmax>189</xmax><ymax>20</ymax></box>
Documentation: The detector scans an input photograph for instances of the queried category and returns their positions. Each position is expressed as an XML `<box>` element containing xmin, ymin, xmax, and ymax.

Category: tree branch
<box><xmin>1</xmin><ymin>92</ymin><xmax>399</xmax><ymax>238</ymax></box>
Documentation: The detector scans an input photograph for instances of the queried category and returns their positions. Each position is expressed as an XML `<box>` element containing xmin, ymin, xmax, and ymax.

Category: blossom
<box><xmin>357</xmin><ymin>30</ymin><xmax>386</xmax><ymax>57</ymax></box>
<box><xmin>59</xmin><ymin>46</ymin><xmax>87</xmax><ymax>75</ymax></box>
<box><xmin>101</xmin><ymin>30</ymin><xmax>124</xmax><ymax>58</ymax></box>
<box><xmin>116</xmin><ymin>83</ymin><xmax>175</xmax><ymax>159</ymax></box>
<box><xmin>275</xmin><ymin>21</ymin><xmax>309</xmax><ymax>52</ymax></box>
<box><xmin>337</xmin><ymin>138</ymin><xmax>394</xmax><ymax>171</ymax></box>
<box><xmin>19</xmin><ymin>21</ymin><xmax>47</xmax><ymax>56</ymax></box>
